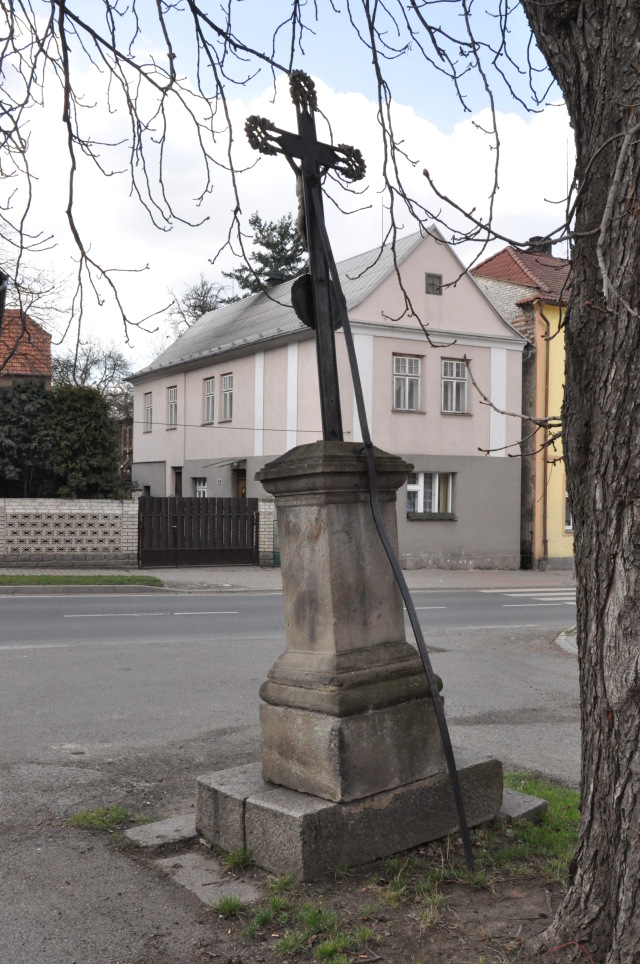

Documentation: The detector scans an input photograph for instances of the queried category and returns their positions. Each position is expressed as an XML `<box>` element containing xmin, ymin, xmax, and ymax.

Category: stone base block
<box><xmin>196</xmin><ymin>763</ymin><xmax>266</xmax><ymax>851</ymax></box>
<box><xmin>196</xmin><ymin>752</ymin><xmax>503</xmax><ymax>881</ymax></box>
<box><xmin>260</xmin><ymin>698</ymin><xmax>445</xmax><ymax>802</ymax></box>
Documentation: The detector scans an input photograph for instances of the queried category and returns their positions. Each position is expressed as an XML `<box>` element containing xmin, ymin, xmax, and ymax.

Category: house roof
<box><xmin>471</xmin><ymin>246</ymin><xmax>571</xmax><ymax>305</ymax></box>
<box><xmin>0</xmin><ymin>309</ymin><xmax>52</xmax><ymax>377</ymax></box>
<box><xmin>131</xmin><ymin>231</ymin><xmax>427</xmax><ymax>380</ymax></box>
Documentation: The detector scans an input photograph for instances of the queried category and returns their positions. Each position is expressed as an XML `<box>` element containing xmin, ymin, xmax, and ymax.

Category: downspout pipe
<box><xmin>537</xmin><ymin>300</ymin><xmax>550</xmax><ymax>567</ymax></box>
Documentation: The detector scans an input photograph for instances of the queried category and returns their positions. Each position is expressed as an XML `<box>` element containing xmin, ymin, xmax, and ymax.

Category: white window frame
<box><xmin>143</xmin><ymin>392</ymin><xmax>152</xmax><ymax>432</ymax></box>
<box><xmin>441</xmin><ymin>359</ymin><xmax>467</xmax><ymax>414</ymax></box>
<box><xmin>406</xmin><ymin>472</ymin><xmax>454</xmax><ymax>515</ymax></box>
<box><xmin>195</xmin><ymin>477</ymin><xmax>208</xmax><ymax>498</ymax></box>
<box><xmin>168</xmin><ymin>385</ymin><xmax>178</xmax><ymax>428</ymax></box>
<box><xmin>204</xmin><ymin>377</ymin><xmax>215</xmax><ymax>424</ymax></box>
<box><xmin>221</xmin><ymin>372</ymin><xmax>233</xmax><ymax>421</ymax></box>
<box><xmin>393</xmin><ymin>355</ymin><xmax>421</xmax><ymax>412</ymax></box>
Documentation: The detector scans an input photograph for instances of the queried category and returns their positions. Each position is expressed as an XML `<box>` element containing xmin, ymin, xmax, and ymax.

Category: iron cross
<box><xmin>246</xmin><ymin>72</ymin><xmax>366</xmax><ymax>442</ymax></box>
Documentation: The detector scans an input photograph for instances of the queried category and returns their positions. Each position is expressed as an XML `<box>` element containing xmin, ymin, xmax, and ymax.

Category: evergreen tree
<box><xmin>49</xmin><ymin>384</ymin><xmax>122</xmax><ymax>498</ymax></box>
<box><xmin>222</xmin><ymin>212</ymin><xmax>307</xmax><ymax>300</ymax></box>
<box><xmin>0</xmin><ymin>380</ymin><xmax>56</xmax><ymax>497</ymax></box>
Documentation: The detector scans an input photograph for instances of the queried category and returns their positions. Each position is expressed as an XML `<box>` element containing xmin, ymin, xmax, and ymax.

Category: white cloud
<box><xmin>5</xmin><ymin>71</ymin><xmax>573</xmax><ymax>368</ymax></box>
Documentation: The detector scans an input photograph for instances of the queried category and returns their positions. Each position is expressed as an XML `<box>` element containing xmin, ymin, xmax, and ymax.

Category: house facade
<box><xmin>472</xmin><ymin>241</ymin><xmax>572</xmax><ymax>570</ymax></box>
<box><xmin>131</xmin><ymin>228</ymin><xmax>526</xmax><ymax>569</ymax></box>
<box><xmin>0</xmin><ymin>309</ymin><xmax>52</xmax><ymax>387</ymax></box>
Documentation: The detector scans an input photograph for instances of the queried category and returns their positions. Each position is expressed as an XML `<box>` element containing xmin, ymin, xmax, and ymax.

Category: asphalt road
<box><xmin>0</xmin><ymin>585</ymin><xmax>580</xmax><ymax>963</ymax></box>
<box><xmin>0</xmin><ymin>586</ymin><xmax>576</xmax><ymax>648</ymax></box>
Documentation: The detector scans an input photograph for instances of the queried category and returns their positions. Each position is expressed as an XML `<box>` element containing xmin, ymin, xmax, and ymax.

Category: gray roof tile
<box><xmin>132</xmin><ymin>231</ymin><xmax>425</xmax><ymax>379</ymax></box>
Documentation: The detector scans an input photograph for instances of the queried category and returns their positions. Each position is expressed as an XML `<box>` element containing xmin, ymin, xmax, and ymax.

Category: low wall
<box><xmin>0</xmin><ymin>499</ymin><xmax>138</xmax><ymax>568</ymax></box>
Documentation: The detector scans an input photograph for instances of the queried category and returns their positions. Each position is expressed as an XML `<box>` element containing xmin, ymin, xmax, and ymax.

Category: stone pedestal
<box><xmin>196</xmin><ymin>441</ymin><xmax>502</xmax><ymax>876</ymax></box>
<box><xmin>256</xmin><ymin>441</ymin><xmax>444</xmax><ymax>802</ymax></box>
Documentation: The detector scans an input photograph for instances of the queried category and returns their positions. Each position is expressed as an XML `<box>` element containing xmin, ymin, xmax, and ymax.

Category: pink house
<box><xmin>131</xmin><ymin>228</ymin><xmax>526</xmax><ymax>568</ymax></box>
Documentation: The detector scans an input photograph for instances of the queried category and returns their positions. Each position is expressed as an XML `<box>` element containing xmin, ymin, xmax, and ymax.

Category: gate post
<box><xmin>257</xmin><ymin>499</ymin><xmax>276</xmax><ymax>567</ymax></box>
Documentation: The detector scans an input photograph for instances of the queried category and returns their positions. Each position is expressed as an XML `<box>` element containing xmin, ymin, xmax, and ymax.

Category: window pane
<box><xmin>394</xmin><ymin>376</ymin><xmax>406</xmax><ymax>409</ymax></box>
<box><xmin>455</xmin><ymin>380</ymin><xmax>466</xmax><ymax>413</ymax></box>
<box><xmin>407</xmin><ymin>490</ymin><xmax>418</xmax><ymax>512</ymax></box>
<box><xmin>438</xmin><ymin>474</ymin><xmax>450</xmax><ymax>513</ymax></box>
<box><xmin>407</xmin><ymin>376</ymin><xmax>419</xmax><ymax>410</ymax></box>
<box><xmin>394</xmin><ymin>356</ymin><xmax>407</xmax><ymax>375</ymax></box>
<box><xmin>424</xmin><ymin>473</ymin><xmax>434</xmax><ymax>512</ymax></box>
<box><xmin>407</xmin><ymin>357</ymin><xmax>420</xmax><ymax>376</ymax></box>
<box><xmin>443</xmin><ymin>361</ymin><xmax>453</xmax><ymax>378</ymax></box>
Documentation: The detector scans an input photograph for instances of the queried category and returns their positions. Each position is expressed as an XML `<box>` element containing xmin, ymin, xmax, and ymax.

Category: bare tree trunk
<box><xmin>520</xmin><ymin>2</ymin><xmax>640</xmax><ymax>960</ymax></box>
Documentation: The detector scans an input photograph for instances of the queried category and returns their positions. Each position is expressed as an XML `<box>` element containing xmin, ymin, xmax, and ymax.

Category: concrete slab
<box><xmin>155</xmin><ymin>852</ymin><xmax>261</xmax><ymax>906</ymax></box>
<box><xmin>125</xmin><ymin>813</ymin><xmax>197</xmax><ymax>847</ymax></box>
<box><xmin>197</xmin><ymin>753</ymin><xmax>503</xmax><ymax>881</ymax></box>
<box><xmin>499</xmin><ymin>788</ymin><xmax>548</xmax><ymax>821</ymax></box>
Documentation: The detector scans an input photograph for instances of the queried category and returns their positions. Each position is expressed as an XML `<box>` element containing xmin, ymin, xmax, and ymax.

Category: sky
<box><xmin>3</xmin><ymin>2</ymin><xmax>573</xmax><ymax>370</ymax></box>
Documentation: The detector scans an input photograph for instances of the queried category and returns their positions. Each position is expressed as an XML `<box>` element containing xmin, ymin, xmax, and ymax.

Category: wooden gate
<box><xmin>138</xmin><ymin>497</ymin><xmax>259</xmax><ymax>568</ymax></box>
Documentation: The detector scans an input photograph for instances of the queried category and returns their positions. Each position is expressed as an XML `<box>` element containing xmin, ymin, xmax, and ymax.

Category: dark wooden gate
<box><xmin>138</xmin><ymin>497</ymin><xmax>259</xmax><ymax>568</ymax></box>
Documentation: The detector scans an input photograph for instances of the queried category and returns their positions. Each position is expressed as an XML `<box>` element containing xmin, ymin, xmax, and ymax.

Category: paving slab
<box><xmin>125</xmin><ymin>813</ymin><xmax>197</xmax><ymax>847</ymax></box>
<box><xmin>155</xmin><ymin>852</ymin><xmax>261</xmax><ymax>905</ymax></box>
<box><xmin>499</xmin><ymin>788</ymin><xmax>548</xmax><ymax>821</ymax></box>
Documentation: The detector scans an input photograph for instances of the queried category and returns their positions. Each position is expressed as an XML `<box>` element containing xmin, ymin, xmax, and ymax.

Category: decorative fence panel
<box><xmin>0</xmin><ymin>499</ymin><xmax>138</xmax><ymax>567</ymax></box>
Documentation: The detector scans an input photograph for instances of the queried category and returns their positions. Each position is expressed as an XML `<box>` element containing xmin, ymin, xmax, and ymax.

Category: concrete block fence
<box><xmin>0</xmin><ymin>499</ymin><xmax>139</xmax><ymax>568</ymax></box>
<box><xmin>0</xmin><ymin>498</ymin><xmax>279</xmax><ymax>569</ymax></box>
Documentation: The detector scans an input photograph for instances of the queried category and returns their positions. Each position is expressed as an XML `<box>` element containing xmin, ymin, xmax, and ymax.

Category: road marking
<box><xmin>478</xmin><ymin>588</ymin><xmax>575</xmax><ymax>594</ymax></box>
<box><xmin>412</xmin><ymin>606</ymin><xmax>447</xmax><ymax>610</ymax></box>
<box><xmin>503</xmin><ymin>602</ymin><xmax>575</xmax><ymax>608</ymax></box>
<box><xmin>63</xmin><ymin>611</ymin><xmax>239</xmax><ymax>618</ymax></box>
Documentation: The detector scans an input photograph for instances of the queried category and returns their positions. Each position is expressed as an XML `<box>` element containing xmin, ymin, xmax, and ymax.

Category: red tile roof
<box><xmin>472</xmin><ymin>246</ymin><xmax>571</xmax><ymax>305</ymax></box>
<box><xmin>0</xmin><ymin>308</ymin><xmax>52</xmax><ymax>377</ymax></box>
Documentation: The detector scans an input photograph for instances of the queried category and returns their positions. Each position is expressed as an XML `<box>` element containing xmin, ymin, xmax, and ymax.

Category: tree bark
<box><xmin>519</xmin><ymin>2</ymin><xmax>640</xmax><ymax>960</ymax></box>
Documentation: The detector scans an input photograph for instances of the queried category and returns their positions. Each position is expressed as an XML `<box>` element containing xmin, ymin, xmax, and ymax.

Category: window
<box><xmin>221</xmin><ymin>373</ymin><xmax>233</xmax><ymax>421</ymax></box>
<box><xmin>195</xmin><ymin>477</ymin><xmax>208</xmax><ymax>498</ymax></box>
<box><xmin>565</xmin><ymin>490</ymin><xmax>573</xmax><ymax>532</ymax></box>
<box><xmin>144</xmin><ymin>392</ymin><xmax>152</xmax><ymax>432</ymax></box>
<box><xmin>204</xmin><ymin>378</ymin><xmax>215</xmax><ymax>423</ymax></box>
<box><xmin>168</xmin><ymin>386</ymin><xmax>178</xmax><ymax>428</ymax></box>
<box><xmin>426</xmin><ymin>272</ymin><xmax>443</xmax><ymax>295</ymax></box>
<box><xmin>406</xmin><ymin>472</ymin><xmax>454</xmax><ymax>516</ymax></box>
<box><xmin>393</xmin><ymin>355</ymin><xmax>421</xmax><ymax>411</ymax></box>
<box><xmin>441</xmin><ymin>359</ymin><xmax>467</xmax><ymax>413</ymax></box>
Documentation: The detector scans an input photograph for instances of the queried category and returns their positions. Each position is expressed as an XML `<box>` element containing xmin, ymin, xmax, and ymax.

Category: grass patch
<box><xmin>220</xmin><ymin>845</ymin><xmax>252</xmax><ymax>871</ymax></box>
<box><xmin>475</xmin><ymin>771</ymin><xmax>580</xmax><ymax>882</ymax></box>
<box><xmin>269</xmin><ymin>873</ymin><xmax>296</xmax><ymax>895</ymax></box>
<box><xmin>67</xmin><ymin>805</ymin><xmax>130</xmax><ymax>831</ymax></box>
<box><xmin>0</xmin><ymin>574</ymin><xmax>164</xmax><ymax>587</ymax></box>
<box><xmin>212</xmin><ymin>894</ymin><xmax>245</xmax><ymax>917</ymax></box>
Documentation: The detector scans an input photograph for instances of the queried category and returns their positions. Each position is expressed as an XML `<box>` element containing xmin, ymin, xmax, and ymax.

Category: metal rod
<box><xmin>313</xmin><ymin>199</ymin><xmax>475</xmax><ymax>871</ymax></box>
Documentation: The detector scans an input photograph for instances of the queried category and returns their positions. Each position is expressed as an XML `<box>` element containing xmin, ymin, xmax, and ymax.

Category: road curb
<box><xmin>556</xmin><ymin>626</ymin><xmax>577</xmax><ymax>655</ymax></box>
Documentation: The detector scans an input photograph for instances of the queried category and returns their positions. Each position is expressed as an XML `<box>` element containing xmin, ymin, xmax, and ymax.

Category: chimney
<box><xmin>266</xmin><ymin>274</ymin><xmax>285</xmax><ymax>289</ymax></box>
<box><xmin>528</xmin><ymin>236</ymin><xmax>553</xmax><ymax>256</ymax></box>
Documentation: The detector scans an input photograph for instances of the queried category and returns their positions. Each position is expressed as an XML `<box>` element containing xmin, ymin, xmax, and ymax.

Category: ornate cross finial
<box><xmin>245</xmin><ymin>73</ymin><xmax>366</xmax><ymax>442</ymax></box>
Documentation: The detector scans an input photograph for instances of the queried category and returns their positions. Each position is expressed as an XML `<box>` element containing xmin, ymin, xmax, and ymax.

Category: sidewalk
<box><xmin>0</xmin><ymin>563</ymin><xmax>576</xmax><ymax>593</ymax></box>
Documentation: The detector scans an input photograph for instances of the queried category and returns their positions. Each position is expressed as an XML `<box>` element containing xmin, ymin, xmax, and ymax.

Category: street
<box><xmin>0</xmin><ymin>581</ymin><xmax>579</xmax><ymax>963</ymax></box>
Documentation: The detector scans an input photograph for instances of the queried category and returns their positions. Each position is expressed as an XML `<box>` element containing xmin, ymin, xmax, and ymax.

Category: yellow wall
<box><xmin>532</xmin><ymin>303</ymin><xmax>573</xmax><ymax>564</ymax></box>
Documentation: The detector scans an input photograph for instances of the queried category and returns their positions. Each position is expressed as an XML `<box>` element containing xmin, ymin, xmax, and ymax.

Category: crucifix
<box><xmin>245</xmin><ymin>72</ymin><xmax>366</xmax><ymax>442</ymax></box>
